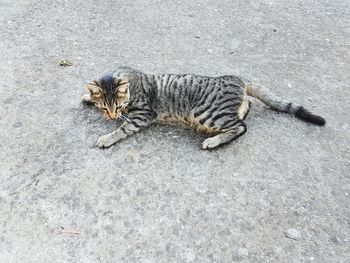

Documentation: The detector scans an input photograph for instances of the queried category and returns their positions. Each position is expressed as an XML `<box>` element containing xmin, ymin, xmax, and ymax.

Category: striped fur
<box><xmin>83</xmin><ymin>67</ymin><xmax>325</xmax><ymax>149</ymax></box>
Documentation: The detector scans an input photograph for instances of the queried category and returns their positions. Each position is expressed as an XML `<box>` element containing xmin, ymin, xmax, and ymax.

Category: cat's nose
<box><xmin>107</xmin><ymin>111</ymin><xmax>116</xmax><ymax>119</ymax></box>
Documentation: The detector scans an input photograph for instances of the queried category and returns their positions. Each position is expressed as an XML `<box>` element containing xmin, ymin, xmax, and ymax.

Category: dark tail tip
<box><xmin>295</xmin><ymin>107</ymin><xmax>326</xmax><ymax>126</ymax></box>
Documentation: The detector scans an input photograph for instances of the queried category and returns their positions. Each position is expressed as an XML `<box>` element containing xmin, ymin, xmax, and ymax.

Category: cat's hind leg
<box><xmin>202</xmin><ymin>120</ymin><xmax>247</xmax><ymax>150</ymax></box>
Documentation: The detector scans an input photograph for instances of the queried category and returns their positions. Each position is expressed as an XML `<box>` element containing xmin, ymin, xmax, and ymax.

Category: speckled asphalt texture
<box><xmin>1</xmin><ymin>0</ymin><xmax>349</xmax><ymax>262</ymax></box>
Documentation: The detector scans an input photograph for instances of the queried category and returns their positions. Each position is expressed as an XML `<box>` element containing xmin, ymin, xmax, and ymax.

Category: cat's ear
<box><xmin>86</xmin><ymin>81</ymin><xmax>102</xmax><ymax>99</ymax></box>
<box><xmin>115</xmin><ymin>79</ymin><xmax>129</xmax><ymax>97</ymax></box>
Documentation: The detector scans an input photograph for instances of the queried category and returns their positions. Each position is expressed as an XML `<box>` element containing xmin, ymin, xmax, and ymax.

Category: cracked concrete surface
<box><xmin>0</xmin><ymin>0</ymin><xmax>349</xmax><ymax>262</ymax></box>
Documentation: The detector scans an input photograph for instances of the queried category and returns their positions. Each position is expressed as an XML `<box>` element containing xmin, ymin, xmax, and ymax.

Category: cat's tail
<box><xmin>245</xmin><ymin>84</ymin><xmax>326</xmax><ymax>126</ymax></box>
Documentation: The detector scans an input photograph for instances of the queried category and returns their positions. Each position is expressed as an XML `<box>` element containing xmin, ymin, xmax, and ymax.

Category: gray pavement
<box><xmin>1</xmin><ymin>0</ymin><xmax>349</xmax><ymax>262</ymax></box>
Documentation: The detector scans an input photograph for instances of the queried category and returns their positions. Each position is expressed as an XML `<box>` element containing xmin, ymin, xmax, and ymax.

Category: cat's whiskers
<box><xmin>120</xmin><ymin>114</ymin><xmax>130</xmax><ymax>122</ymax></box>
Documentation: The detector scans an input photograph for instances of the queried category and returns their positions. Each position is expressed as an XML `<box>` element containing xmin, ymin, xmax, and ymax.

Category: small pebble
<box><xmin>59</xmin><ymin>59</ymin><xmax>73</xmax><ymax>66</ymax></box>
<box><xmin>285</xmin><ymin>228</ymin><xmax>301</xmax><ymax>240</ymax></box>
<box><xmin>12</xmin><ymin>122</ymin><xmax>22</xmax><ymax>128</ymax></box>
<box><xmin>330</xmin><ymin>236</ymin><xmax>339</xmax><ymax>244</ymax></box>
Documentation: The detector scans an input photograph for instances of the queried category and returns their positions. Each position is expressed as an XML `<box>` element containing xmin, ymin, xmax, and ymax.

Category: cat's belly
<box><xmin>155</xmin><ymin>114</ymin><xmax>220</xmax><ymax>134</ymax></box>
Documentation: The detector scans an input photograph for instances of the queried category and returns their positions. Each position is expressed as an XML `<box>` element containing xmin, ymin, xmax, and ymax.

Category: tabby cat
<box><xmin>83</xmin><ymin>66</ymin><xmax>325</xmax><ymax>149</ymax></box>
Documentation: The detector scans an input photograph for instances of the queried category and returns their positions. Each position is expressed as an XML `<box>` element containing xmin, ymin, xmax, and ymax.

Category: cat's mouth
<box><xmin>104</xmin><ymin>110</ymin><xmax>129</xmax><ymax>121</ymax></box>
<box><xmin>106</xmin><ymin>111</ymin><xmax>128</xmax><ymax>121</ymax></box>
<box><xmin>106</xmin><ymin>112</ymin><xmax>117</xmax><ymax>119</ymax></box>
<box><xmin>103</xmin><ymin>110</ymin><xmax>118</xmax><ymax>120</ymax></box>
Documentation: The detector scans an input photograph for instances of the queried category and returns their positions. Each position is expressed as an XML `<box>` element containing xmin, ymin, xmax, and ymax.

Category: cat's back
<box><xmin>155</xmin><ymin>73</ymin><xmax>246</xmax><ymax>93</ymax></box>
<box><xmin>154</xmin><ymin>73</ymin><xmax>246</xmax><ymax>100</ymax></box>
<box><xmin>152</xmin><ymin>73</ymin><xmax>246</xmax><ymax>114</ymax></box>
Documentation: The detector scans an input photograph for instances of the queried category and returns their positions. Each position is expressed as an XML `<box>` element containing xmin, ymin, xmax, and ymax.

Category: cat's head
<box><xmin>86</xmin><ymin>75</ymin><xmax>129</xmax><ymax>120</ymax></box>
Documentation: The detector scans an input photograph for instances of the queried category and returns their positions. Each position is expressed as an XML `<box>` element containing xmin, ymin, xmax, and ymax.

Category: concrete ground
<box><xmin>1</xmin><ymin>0</ymin><xmax>349</xmax><ymax>262</ymax></box>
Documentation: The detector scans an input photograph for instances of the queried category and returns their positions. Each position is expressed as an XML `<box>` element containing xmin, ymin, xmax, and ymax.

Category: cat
<box><xmin>82</xmin><ymin>66</ymin><xmax>325</xmax><ymax>149</ymax></box>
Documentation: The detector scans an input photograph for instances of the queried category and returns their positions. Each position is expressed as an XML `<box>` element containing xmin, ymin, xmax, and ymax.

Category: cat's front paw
<box><xmin>97</xmin><ymin>134</ymin><xmax>116</xmax><ymax>148</ymax></box>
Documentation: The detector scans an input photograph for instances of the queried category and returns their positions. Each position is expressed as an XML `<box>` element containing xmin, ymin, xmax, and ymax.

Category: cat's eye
<box><xmin>116</xmin><ymin>105</ymin><xmax>122</xmax><ymax>110</ymax></box>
